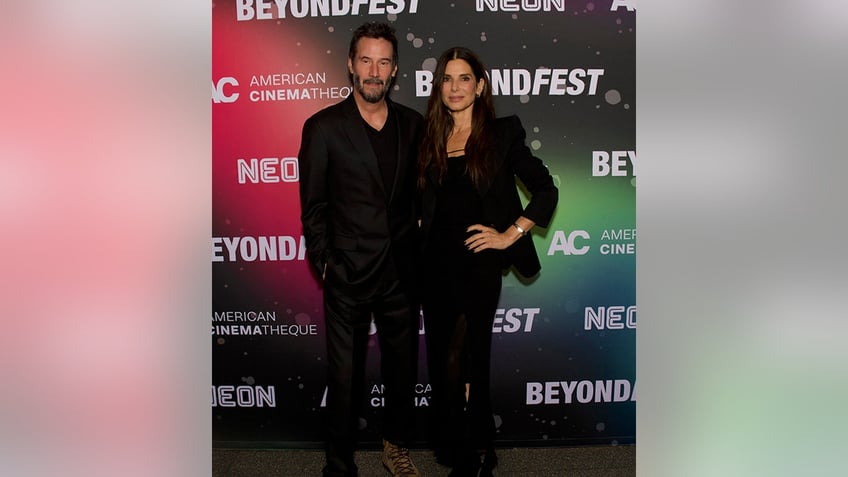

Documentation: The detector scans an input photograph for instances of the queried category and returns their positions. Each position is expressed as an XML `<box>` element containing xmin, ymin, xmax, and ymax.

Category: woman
<box><xmin>418</xmin><ymin>47</ymin><xmax>558</xmax><ymax>476</ymax></box>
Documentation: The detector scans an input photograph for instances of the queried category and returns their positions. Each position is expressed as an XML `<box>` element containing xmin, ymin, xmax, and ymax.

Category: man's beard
<box><xmin>354</xmin><ymin>74</ymin><xmax>391</xmax><ymax>103</ymax></box>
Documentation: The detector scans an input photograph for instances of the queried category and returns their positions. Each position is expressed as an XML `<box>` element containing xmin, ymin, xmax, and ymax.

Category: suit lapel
<box><xmin>475</xmin><ymin>128</ymin><xmax>506</xmax><ymax>198</ymax></box>
<box><xmin>385</xmin><ymin>99</ymin><xmax>405</xmax><ymax>204</ymax></box>
<box><xmin>341</xmin><ymin>96</ymin><xmax>387</xmax><ymax>198</ymax></box>
<box><xmin>474</xmin><ymin>156</ymin><xmax>497</xmax><ymax>199</ymax></box>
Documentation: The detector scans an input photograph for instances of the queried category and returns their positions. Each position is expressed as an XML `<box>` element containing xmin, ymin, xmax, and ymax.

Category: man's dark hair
<box><xmin>348</xmin><ymin>21</ymin><xmax>399</xmax><ymax>66</ymax></box>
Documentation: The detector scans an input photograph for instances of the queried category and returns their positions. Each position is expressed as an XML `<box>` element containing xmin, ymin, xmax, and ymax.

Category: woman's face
<box><xmin>440</xmin><ymin>59</ymin><xmax>484</xmax><ymax>114</ymax></box>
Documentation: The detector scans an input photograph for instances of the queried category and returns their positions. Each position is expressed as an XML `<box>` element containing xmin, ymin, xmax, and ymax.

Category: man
<box><xmin>298</xmin><ymin>22</ymin><xmax>423</xmax><ymax>477</ymax></box>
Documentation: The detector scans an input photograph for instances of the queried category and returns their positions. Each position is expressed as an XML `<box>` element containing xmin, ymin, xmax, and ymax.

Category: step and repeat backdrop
<box><xmin>213</xmin><ymin>0</ymin><xmax>635</xmax><ymax>448</ymax></box>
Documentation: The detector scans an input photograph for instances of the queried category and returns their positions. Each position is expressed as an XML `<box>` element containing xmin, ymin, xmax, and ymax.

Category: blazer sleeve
<box><xmin>502</xmin><ymin>115</ymin><xmax>558</xmax><ymax>227</ymax></box>
<box><xmin>298</xmin><ymin>115</ymin><xmax>330</xmax><ymax>278</ymax></box>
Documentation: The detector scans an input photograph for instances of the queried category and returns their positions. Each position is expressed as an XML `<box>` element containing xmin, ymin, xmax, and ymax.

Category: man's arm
<box><xmin>298</xmin><ymin>116</ymin><xmax>330</xmax><ymax>279</ymax></box>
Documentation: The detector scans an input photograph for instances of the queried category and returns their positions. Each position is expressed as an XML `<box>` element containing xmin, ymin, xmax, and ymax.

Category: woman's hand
<box><xmin>464</xmin><ymin>224</ymin><xmax>521</xmax><ymax>253</ymax></box>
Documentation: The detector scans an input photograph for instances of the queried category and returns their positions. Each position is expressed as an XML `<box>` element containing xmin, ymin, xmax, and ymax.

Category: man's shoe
<box><xmin>382</xmin><ymin>439</ymin><xmax>420</xmax><ymax>477</ymax></box>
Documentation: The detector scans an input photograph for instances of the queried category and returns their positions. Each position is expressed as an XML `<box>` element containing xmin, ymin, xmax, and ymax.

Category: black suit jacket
<box><xmin>419</xmin><ymin>115</ymin><xmax>558</xmax><ymax>278</ymax></box>
<box><xmin>298</xmin><ymin>95</ymin><xmax>424</xmax><ymax>300</ymax></box>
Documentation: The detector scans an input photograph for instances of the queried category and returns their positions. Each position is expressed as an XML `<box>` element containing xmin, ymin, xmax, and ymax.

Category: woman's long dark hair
<box><xmin>418</xmin><ymin>47</ymin><xmax>496</xmax><ymax>190</ymax></box>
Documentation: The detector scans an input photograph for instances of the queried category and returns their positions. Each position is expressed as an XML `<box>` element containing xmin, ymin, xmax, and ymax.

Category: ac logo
<box><xmin>213</xmin><ymin>77</ymin><xmax>239</xmax><ymax>103</ymax></box>
<box><xmin>547</xmin><ymin>230</ymin><xmax>590</xmax><ymax>256</ymax></box>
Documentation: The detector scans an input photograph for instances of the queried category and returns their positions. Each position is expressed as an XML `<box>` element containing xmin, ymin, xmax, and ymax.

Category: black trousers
<box><xmin>422</xmin><ymin>249</ymin><xmax>502</xmax><ymax>458</ymax></box>
<box><xmin>322</xmin><ymin>279</ymin><xmax>419</xmax><ymax>477</ymax></box>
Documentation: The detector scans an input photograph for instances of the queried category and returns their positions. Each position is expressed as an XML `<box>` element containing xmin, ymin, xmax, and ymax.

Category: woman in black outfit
<box><xmin>417</xmin><ymin>47</ymin><xmax>559</xmax><ymax>476</ymax></box>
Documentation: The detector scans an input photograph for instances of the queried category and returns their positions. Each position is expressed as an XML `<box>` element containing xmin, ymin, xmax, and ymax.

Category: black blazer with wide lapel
<box><xmin>420</xmin><ymin>115</ymin><xmax>558</xmax><ymax>278</ymax></box>
<box><xmin>299</xmin><ymin>95</ymin><xmax>424</xmax><ymax>299</ymax></box>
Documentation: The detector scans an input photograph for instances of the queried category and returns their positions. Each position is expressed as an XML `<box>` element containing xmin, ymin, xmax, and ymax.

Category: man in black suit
<box><xmin>298</xmin><ymin>22</ymin><xmax>423</xmax><ymax>477</ymax></box>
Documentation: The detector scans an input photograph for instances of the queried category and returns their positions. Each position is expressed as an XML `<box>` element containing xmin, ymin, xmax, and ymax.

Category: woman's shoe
<box><xmin>478</xmin><ymin>446</ymin><xmax>497</xmax><ymax>477</ymax></box>
<box><xmin>447</xmin><ymin>449</ymin><xmax>481</xmax><ymax>477</ymax></box>
<box><xmin>434</xmin><ymin>447</ymin><xmax>457</xmax><ymax>468</ymax></box>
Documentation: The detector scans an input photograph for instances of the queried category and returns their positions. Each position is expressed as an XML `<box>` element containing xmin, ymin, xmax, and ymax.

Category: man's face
<box><xmin>348</xmin><ymin>37</ymin><xmax>397</xmax><ymax>104</ymax></box>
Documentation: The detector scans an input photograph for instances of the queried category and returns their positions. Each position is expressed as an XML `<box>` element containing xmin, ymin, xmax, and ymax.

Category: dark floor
<box><xmin>213</xmin><ymin>445</ymin><xmax>635</xmax><ymax>476</ymax></box>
